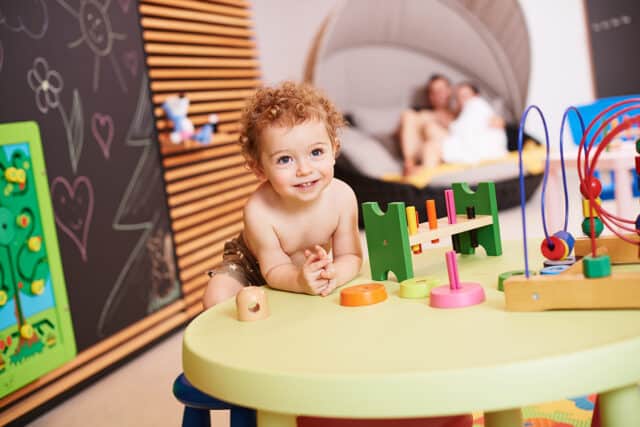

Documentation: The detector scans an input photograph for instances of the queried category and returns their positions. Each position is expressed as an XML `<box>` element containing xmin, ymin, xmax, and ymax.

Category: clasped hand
<box><xmin>299</xmin><ymin>245</ymin><xmax>336</xmax><ymax>296</ymax></box>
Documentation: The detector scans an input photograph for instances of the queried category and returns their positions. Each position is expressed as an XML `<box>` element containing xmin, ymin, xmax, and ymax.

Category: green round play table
<box><xmin>183</xmin><ymin>241</ymin><xmax>640</xmax><ymax>427</ymax></box>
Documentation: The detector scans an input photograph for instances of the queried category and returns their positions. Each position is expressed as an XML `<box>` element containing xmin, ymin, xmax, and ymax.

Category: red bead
<box><xmin>580</xmin><ymin>177</ymin><xmax>602</xmax><ymax>199</ymax></box>
<box><xmin>540</xmin><ymin>236</ymin><xmax>568</xmax><ymax>261</ymax></box>
<box><xmin>636</xmin><ymin>156</ymin><xmax>640</xmax><ymax>175</ymax></box>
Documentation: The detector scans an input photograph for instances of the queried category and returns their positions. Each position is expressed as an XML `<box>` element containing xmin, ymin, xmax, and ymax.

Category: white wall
<box><xmin>251</xmin><ymin>0</ymin><xmax>594</xmax><ymax>145</ymax></box>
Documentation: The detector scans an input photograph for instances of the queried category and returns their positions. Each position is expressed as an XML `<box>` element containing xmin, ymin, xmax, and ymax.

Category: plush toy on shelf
<box><xmin>162</xmin><ymin>94</ymin><xmax>218</xmax><ymax>144</ymax></box>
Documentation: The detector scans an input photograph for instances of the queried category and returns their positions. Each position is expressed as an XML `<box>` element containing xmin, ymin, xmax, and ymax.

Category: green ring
<box><xmin>399</xmin><ymin>276</ymin><xmax>439</xmax><ymax>299</ymax></box>
<box><xmin>498</xmin><ymin>270</ymin><xmax>537</xmax><ymax>292</ymax></box>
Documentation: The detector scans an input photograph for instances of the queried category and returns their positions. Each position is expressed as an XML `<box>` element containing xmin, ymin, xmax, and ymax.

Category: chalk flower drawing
<box><xmin>27</xmin><ymin>57</ymin><xmax>63</xmax><ymax>114</ymax></box>
<box><xmin>26</xmin><ymin>57</ymin><xmax>85</xmax><ymax>174</ymax></box>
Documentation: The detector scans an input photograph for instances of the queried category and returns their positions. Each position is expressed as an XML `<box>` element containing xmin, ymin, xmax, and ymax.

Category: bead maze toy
<box><xmin>0</xmin><ymin>122</ymin><xmax>76</xmax><ymax>398</ymax></box>
<box><xmin>504</xmin><ymin>100</ymin><xmax>640</xmax><ymax>311</ymax></box>
<box><xmin>362</xmin><ymin>181</ymin><xmax>502</xmax><ymax>285</ymax></box>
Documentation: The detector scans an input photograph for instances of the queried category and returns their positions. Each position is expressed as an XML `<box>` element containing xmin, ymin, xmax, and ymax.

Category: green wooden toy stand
<box><xmin>363</xmin><ymin>182</ymin><xmax>502</xmax><ymax>282</ymax></box>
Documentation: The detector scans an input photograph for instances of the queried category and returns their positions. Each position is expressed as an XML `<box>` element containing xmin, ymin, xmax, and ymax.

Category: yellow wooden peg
<box><xmin>406</xmin><ymin>206</ymin><xmax>418</xmax><ymax>235</ymax></box>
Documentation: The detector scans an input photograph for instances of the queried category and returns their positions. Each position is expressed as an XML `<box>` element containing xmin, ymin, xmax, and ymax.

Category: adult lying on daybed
<box><xmin>398</xmin><ymin>74</ymin><xmax>509</xmax><ymax>176</ymax></box>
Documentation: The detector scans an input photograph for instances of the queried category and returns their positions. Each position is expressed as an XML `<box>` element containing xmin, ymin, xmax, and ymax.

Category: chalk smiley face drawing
<box><xmin>80</xmin><ymin>1</ymin><xmax>110</xmax><ymax>54</ymax></box>
<box><xmin>57</xmin><ymin>0</ymin><xmax>127</xmax><ymax>92</ymax></box>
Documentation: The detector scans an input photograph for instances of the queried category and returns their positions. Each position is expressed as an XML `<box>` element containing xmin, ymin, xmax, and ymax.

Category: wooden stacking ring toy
<box><xmin>340</xmin><ymin>283</ymin><xmax>387</xmax><ymax>306</ymax></box>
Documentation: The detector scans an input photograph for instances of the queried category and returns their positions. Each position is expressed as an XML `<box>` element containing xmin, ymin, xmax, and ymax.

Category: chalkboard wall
<box><xmin>585</xmin><ymin>0</ymin><xmax>640</xmax><ymax>97</ymax></box>
<box><xmin>0</xmin><ymin>0</ymin><xmax>180</xmax><ymax>350</ymax></box>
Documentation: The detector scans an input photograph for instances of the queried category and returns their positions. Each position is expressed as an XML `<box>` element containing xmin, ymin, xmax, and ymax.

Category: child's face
<box><xmin>255</xmin><ymin>120</ymin><xmax>335</xmax><ymax>203</ymax></box>
<box><xmin>455</xmin><ymin>85</ymin><xmax>475</xmax><ymax>108</ymax></box>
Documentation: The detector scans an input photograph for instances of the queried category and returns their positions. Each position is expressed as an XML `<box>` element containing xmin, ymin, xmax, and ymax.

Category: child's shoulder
<box><xmin>326</xmin><ymin>178</ymin><xmax>357</xmax><ymax>205</ymax></box>
<box><xmin>243</xmin><ymin>182</ymin><xmax>275</xmax><ymax>217</ymax></box>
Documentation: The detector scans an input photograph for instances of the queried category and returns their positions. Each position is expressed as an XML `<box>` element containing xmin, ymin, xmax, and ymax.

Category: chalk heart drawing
<box><xmin>51</xmin><ymin>176</ymin><xmax>94</xmax><ymax>262</ymax></box>
<box><xmin>117</xmin><ymin>0</ymin><xmax>132</xmax><ymax>13</ymax></box>
<box><xmin>122</xmin><ymin>50</ymin><xmax>138</xmax><ymax>77</ymax></box>
<box><xmin>91</xmin><ymin>112</ymin><xmax>114</xmax><ymax>159</ymax></box>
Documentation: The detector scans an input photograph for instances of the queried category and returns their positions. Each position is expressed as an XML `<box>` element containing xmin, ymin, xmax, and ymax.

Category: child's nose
<box><xmin>296</xmin><ymin>160</ymin><xmax>312</xmax><ymax>176</ymax></box>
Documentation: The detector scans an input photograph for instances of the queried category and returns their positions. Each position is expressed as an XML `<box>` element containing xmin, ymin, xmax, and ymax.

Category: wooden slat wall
<box><xmin>141</xmin><ymin>0</ymin><xmax>260</xmax><ymax>316</ymax></box>
<box><xmin>0</xmin><ymin>2</ymin><xmax>259</xmax><ymax>423</ymax></box>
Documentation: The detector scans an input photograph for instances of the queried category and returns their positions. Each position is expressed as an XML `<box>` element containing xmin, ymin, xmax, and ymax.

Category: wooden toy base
<box><xmin>504</xmin><ymin>272</ymin><xmax>640</xmax><ymax>311</ymax></box>
<box><xmin>575</xmin><ymin>235</ymin><xmax>640</xmax><ymax>264</ymax></box>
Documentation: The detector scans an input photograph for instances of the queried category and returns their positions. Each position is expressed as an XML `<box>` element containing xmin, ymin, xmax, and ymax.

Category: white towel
<box><xmin>442</xmin><ymin>97</ymin><xmax>508</xmax><ymax>164</ymax></box>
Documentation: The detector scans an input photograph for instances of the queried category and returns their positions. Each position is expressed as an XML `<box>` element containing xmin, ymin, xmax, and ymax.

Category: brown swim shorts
<box><xmin>207</xmin><ymin>233</ymin><xmax>266</xmax><ymax>286</ymax></box>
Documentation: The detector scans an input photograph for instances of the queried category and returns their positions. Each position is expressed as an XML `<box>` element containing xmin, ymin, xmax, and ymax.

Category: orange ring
<box><xmin>340</xmin><ymin>283</ymin><xmax>387</xmax><ymax>306</ymax></box>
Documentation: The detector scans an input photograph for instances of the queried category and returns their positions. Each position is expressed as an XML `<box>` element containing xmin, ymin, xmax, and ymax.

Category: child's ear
<box><xmin>333</xmin><ymin>138</ymin><xmax>341</xmax><ymax>160</ymax></box>
<box><xmin>247</xmin><ymin>159</ymin><xmax>266</xmax><ymax>181</ymax></box>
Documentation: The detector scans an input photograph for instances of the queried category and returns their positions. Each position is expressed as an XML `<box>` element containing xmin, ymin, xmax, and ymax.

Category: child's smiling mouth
<box><xmin>294</xmin><ymin>179</ymin><xmax>319</xmax><ymax>190</ymax></box>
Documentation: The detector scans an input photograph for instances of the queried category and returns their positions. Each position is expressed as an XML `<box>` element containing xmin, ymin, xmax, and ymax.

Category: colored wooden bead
<box><xmin>540</xmin><ymin>265</ymin><xmax>569</xmax><ymax>275</ymax></box>
<box><xmin>553</xmin><ymin>230</ymin><xmax>575</xmax><ymax>254</ymax></box>
<box><xmin>543</xmin><ymin>255</ymin><xmax>575</xmax><ymax>267</ymax></box>
<box><xmin>636</xmin><ymin>137</ymin><xmax>640</xmax><ymax>154</ymax></box>
<box><xmin>540</xmin><ymin>236</ymin><xmax>568</xmax><ymax>261</ymax></box>
<box><xmin>582</xmin><ymin>197</ymin><xmax>601</xmax><ymax>218</ymax></box>
<box><xmin>580</xmin><ymin>177</ymin><xmax>602</xmax><ymax>199</ymax></box>
<box><xmin>236</xmin><ymin>287</ymin><xmax>270</xmax><ymax>321</ymax></box>
<box><xmin>635</xmin><ymin>213</ymin><xmax>640</xmax><ymax>234</ymax></box>
<box><xmin>583</xmin><ymin>255</ymin><xmax>612</xmax><ymax>278</ymax></box>
<box><xmin>581</xmin><ymin>217</ymin><xmax>604</xmax><ymax>237</ymax></box>
<box><xmin>636</xmin><ymin>156</ymin><xmax>640</xmax><ymax>175</ymax></box>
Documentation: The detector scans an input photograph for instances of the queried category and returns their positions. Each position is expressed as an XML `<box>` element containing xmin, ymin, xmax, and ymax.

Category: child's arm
<box><xmin>320</xmin><ymin>181</ymin><xmax>363</xmax><ymax>294</ymax></box>
<box><xmin>243</xmin><ymin>203</ymin><xmax>331</xmax><ymax>295</ymax></box>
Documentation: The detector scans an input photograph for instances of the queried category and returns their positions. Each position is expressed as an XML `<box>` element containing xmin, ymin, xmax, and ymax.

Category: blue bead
<box><xmin>553</xmin><ymin>230</ymin><xmax>575</xmax><ymax>254</ymax></box>
<box><xmin>636</xmin><ymin>214</ymin><xmax>640</xmax><ymax>232</ymax></box>
<box><xmin>540</xmin><ymin>265</ymin><xmax>569</xmax><ymax>275</ymax></box>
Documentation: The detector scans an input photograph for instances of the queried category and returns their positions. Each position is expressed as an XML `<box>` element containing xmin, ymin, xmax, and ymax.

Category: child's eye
<box><xmin>311</xmin><ymin>148</ymin><xmax>324</xmax><ymax>157</ymax></box>
<box><xmin>276</xmin><ymin>155</ymin><xmax>292</xmax><ymax>165</ymax></box>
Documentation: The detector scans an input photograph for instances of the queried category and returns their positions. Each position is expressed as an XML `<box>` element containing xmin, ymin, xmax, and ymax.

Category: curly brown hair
<box><xmin>238</xmin><ymin>81</ymin><xmax>345</xmax><ymax>167</ymax></box>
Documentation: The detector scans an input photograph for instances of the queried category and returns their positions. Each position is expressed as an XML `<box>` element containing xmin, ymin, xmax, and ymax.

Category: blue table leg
<box><xmin>183</xmin><ymin>406</ymin><xmax>211</xmax><ymax>427</ymax></box>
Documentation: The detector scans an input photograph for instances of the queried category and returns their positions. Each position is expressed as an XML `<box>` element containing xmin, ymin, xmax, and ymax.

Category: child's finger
<box><xmin>317</xmin><ymin>280</ymin><xmax>331</xmax><ymax>296</ymax></box>
<box><xmin>304</xmin><ymin>252</ymin><xmax>321</xmax><ymax>266</ymax></box>
<box><xmin>320</xmin><ymin>280</ymin><xmax>337</xmax><ymax>297</ymax></box>
<box><xmin>319</xmin><ymin>265</ymin><xmax>336</xmax><ymax>280</ymax></box>
<box><xmin>315</xmin><ymin>245</ymin><xmax>328</xmax><ymax>259</ymax></box>
<box><xmin>307</xmin><ymin>258</ymin><xmax>330</xmax><ymax>272</ymax></box>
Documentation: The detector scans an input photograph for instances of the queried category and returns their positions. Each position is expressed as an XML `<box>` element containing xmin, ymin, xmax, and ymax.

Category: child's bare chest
<box><xmin>274</xmin><ymin>207</ymin><xmax>339</xmax><ymax>257</ymax></box>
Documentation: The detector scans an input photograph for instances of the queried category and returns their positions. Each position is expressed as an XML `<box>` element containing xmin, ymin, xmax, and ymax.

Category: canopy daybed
<box><xmin>304</xmin><ymin>0</ymin><xmax>543</xmax><ymax>225</ymax></box>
